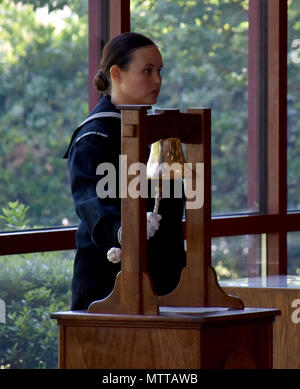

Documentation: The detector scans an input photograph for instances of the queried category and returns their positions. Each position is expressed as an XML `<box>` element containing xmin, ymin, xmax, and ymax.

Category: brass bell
<box><xmin>147</xmin><ymin>137</ymin><xmax>194</xmax><ymax>213</ymax></box>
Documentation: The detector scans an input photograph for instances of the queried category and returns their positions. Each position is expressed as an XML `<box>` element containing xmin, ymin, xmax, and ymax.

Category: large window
<box><xmin>287</xmin><ymin>0</ymin><xmax>300</xmax><ymax>273</ymax></box>
<box><xmin>131</xmin><ymin>0</ymin><xmax>299</xmax><ymax>280</ymax></box>
<box><xmin>131</xmin><ymin>0</ymin><xmax>250</xmax><ymax>215</ymax></box>
<box><xmin>0</xmin><ymin>1</ymin><xmax>88</xmax><ymax>230</ymax></box>
<box><xmin>288</xmin><ymin>0</ymin><xmax>300</xmax><ymax>211</ymax></box>
<box><xmin>131</xmin><ymin>0</ymin><xmax>265</xmax><ymax>279</ymax></box>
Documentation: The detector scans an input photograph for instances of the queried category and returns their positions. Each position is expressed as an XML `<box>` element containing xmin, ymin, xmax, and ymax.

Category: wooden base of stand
<box><xmin>51</xmin><ymin>307</ymin><xmax>279</xmax><ymax>369</ymax></box>
<box><xmin>87</xmin><ymin>267</ymin><xmax>244</xmax><ymax>315</ymax></box>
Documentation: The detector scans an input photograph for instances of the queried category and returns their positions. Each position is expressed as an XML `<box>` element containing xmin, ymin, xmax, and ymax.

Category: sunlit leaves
<box><xmin>0</xmin><ymin>0</ymin><xmax>87</xmax><ymax>227</ymax></box>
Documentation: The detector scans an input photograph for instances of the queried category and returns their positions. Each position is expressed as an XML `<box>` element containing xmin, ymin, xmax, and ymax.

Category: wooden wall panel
<box><xmin>223</xmin><ymin>286</ymin><xmax>300</xmax><ymax>368</ymax></box>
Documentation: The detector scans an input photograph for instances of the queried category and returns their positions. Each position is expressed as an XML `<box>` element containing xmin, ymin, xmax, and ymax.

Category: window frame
<box><xmin>0</xmin><ymin>0</ymin><xmax>295</xmax><ymax>279</ymax></box>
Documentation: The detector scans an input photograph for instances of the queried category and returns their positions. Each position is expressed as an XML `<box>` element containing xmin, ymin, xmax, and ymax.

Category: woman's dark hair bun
<box><xmin>94</xmin><ymin>69</ymin><xmax>109</xmax><ymax>92</ymax></box>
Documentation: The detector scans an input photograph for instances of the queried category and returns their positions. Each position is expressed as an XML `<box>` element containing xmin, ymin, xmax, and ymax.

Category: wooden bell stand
<box><xmin>52</xmin><ymin>106</ymin><xmax>280</xmax><ymax>369</ymax></box>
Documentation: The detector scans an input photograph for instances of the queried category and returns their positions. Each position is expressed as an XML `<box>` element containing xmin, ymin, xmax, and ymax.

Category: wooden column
<box><xmin>120</xmin><ymin>107</ymin><xmax>157</xmax><ymax>315</ymax></box>
<box><xmin>88</xmin><ymin>0</ymin><xmax>130</xmax><ymax>110</ymax></box>
<box><xmin>109</xmin><ymin>0</ymin><xmax>130</xmax><ymax>39</ymax></box>
<box><xmin>267</xmin><ymin>0</ymin><xmax>287</xmax><ymax>275</ymax></box>
<box><xmin>248</xmin><ymin>0</ymin><xmax>268</xmax><ymax>278</ymax></box>
<box><xmin>88</xmin><ymin>0</ymin><xmax>102</xmax><ymax>110</ymax></box>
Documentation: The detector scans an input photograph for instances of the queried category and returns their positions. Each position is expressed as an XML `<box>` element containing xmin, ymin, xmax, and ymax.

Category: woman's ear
<box><xmin>110</xmin><ymin>65</ymin><xmax>122</xmax><ymax>83</ymax></box>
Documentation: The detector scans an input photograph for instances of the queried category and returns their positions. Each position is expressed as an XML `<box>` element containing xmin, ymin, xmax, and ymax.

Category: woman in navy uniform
<box><xmin>64</xmin><ymin>32</ymin><xmax>186</xmax><ymax>310</ymax></box>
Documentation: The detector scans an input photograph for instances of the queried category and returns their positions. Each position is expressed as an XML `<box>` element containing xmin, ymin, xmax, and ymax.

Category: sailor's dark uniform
<box><xmin>64</xmin><ymin>95</ymin><xmax>186</xmax><ymax>310</ymax></box>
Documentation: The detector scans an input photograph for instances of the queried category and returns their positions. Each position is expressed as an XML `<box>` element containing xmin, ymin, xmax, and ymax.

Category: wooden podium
<box><xmin>52</xmin><ymin>106</ymin><xmax>280</xmax><ymax>369</ymax></box>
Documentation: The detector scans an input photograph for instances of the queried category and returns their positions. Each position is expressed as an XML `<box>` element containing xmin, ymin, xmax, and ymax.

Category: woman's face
<box><xmin>112</xmin><ymin>45</ymin><xmax>163</xmax><ymax>105</ymax></box>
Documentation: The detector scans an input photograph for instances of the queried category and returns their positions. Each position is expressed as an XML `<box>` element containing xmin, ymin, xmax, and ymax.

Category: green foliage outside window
<box><xmin>0</xmin><ymin>0</ymin><xmax>87</xmax><ymax>228</ymax></box>
<box><xmin>288</xmin><ymin>0</ymin><xmax>300</xmax><ymax>210</ymax></box>
<box><xmin>131</xmin><ymin>0</ymin><xmax>249</xmax><ymax>215</ymax></box>
<box><xmin>0</xmin><ymin>252</ymin><xmax>72</xmax><ymax>369</ymax></box>
<box><xmin>0</xmin><ymin>201</ymin><xmax>73</xmax><ymax>369</ymax></box>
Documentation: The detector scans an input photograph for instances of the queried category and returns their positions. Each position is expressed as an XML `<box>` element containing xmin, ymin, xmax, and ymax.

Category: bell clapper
<box><xmin>153</xmin><ymin>173</ymin><xmax>162</xmax><ymax>214</ymax></box>
<box><xmin>153</xmin><ymin>190</ymin><xmax>161</xmax><ymax>214</ymax></box>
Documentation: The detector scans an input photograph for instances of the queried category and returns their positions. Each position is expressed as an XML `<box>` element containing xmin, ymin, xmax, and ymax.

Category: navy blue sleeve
<box><xmin>68</xmin><ymin>132</ymin><xmax>121</xmax><ymax>253</ymax></box>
